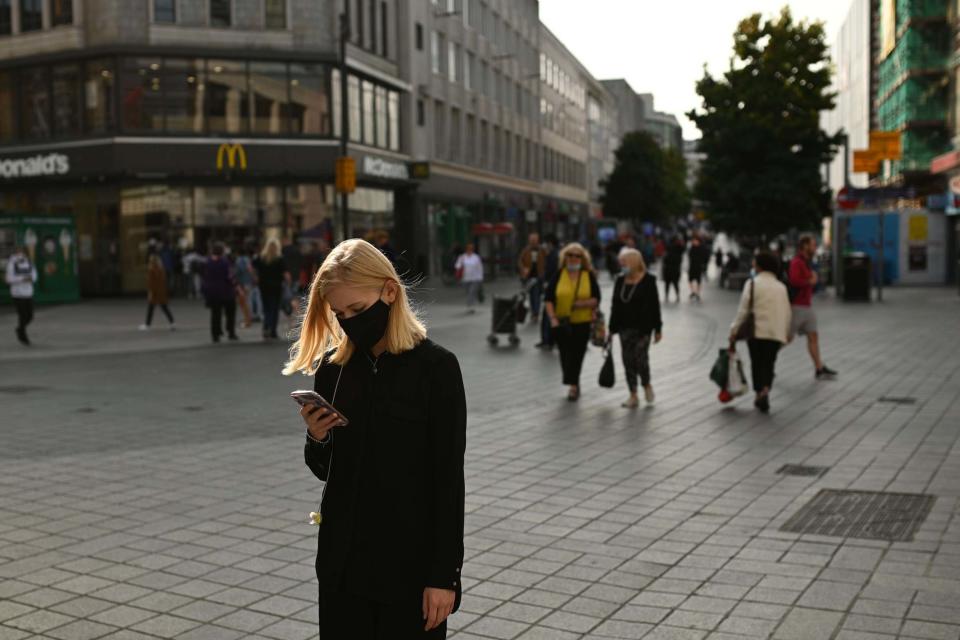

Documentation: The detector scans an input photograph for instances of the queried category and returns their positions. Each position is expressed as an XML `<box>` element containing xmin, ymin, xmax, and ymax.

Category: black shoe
<box><xmin>754</xmin><ymin>395</ymin><xmax>770</xmax><ymax>413</ymax></box>
<box><xmin>212</xmin><ymin>335</ymin><xmax>221</xmax><ymax>343</ymax></box>
<box><xmin>567</xmin><ymin>388</ymin><xmax>580</xmax><ymax>402</ymax></box>
<box><xmin>815</xmin><ymin>365</ymin><xmax>837</xmax><ymax>379</ymax></box>
<box><xmin>228</xmin><ymin>334</ymin><xmax>239</xmax><ymax>341</ymax></box>
<box><xmin>16</xmin><ymin>328</ymin><xmax>29</xmax><ymax>346</ymax></box>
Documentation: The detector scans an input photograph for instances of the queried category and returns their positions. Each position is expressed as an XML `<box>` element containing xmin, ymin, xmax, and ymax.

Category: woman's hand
<box><xmin>300</xmin><ymin>404</ymin><xmax>343</xmax><ymax>441</ymax></box>
<box><xmin>549</xmin><ymin>315</ymin><xmax>559</xmax><ymax>328</ymax></box>
<box><xmin>422</xmin><ymin>587</ymin><xmax>455</xmax><ymax>631</ymax></box>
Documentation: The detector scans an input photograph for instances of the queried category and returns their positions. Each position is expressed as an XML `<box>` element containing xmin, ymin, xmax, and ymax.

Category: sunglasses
<box><xmin>566</xmin><ymin>254</ymin><xmax>583</xmax><ymax>259</ymax></box>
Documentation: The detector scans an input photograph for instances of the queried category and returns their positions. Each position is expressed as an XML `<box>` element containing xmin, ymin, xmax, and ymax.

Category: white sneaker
<box><xmin>644</xmin><ymin>386</ymin><xmax>655</xmax><ymax>404</ymax></box>
<box><xmin>621</xmin><ymin>396</ymin><xmax>639</xmax><ymax>409</ymax></box>
<box><xmin>138</xmin><ymin>324</ymin><xmax>149</xmax><ymax>331</ymax></box>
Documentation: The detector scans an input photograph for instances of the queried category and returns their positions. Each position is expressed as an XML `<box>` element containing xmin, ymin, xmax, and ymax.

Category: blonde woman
<box><xmin>284</xmin><ymin>239</ymin><xmax>465</xmax><ymax>638</ymax></box>
<box><xmin>253</xmin><ymin>238</ymin><xmax>290</xmax><ymax>339</ymax></box>
<box><xmin>608</xmin><ymin>249</ymin><xmax>662</xmax><ymax>408</ymax></box>
<box><xmin>544</xmin><ymin>242</ymin><xmax>601</xmax><ymax>401</ymax></box>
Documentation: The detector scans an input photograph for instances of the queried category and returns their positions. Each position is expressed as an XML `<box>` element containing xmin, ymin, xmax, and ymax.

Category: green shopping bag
<box><xmin>710</xmin><ymin>348</ymin><xmax>729</xmax><ymax>388</ymax></box>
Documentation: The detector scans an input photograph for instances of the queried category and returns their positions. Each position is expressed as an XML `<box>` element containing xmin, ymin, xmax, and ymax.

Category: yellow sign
<box><xmin>335</xmin><ymin>156</ymin><xmax>356</xmax><ymax>194</ymax></box>
<box><xmin>853</xmin><ymin>149</ymin><xmax>881</xmax><ymax>173</ymax></box>
<box><xmin>909</xmin><ymin>215</ymin><xmax>928</xmax><ymax>242</ymax></box>
<box><xmin>870</xmin><ymin>131</ymin><xmax>901</xmax><ymax>160</ymax></box>
<box><xmin>410</xmin><ymin>161</ymin><xmax>430</xmax><ymax>180</ymax></box>
<box><xmin>216</xmin><ymin>143</ymin><xmax>247</xmax><ymax>171</ymax></box>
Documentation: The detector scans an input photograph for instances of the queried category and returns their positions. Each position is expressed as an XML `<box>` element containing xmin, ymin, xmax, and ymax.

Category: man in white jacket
<box><xmin>5</xmin><ymin>245</ymin><xmax>38</xmax><ymax>345</ymax></box>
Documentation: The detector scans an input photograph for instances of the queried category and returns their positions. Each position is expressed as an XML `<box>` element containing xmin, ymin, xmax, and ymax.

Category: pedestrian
<box><xmin>5</xmin><ymin>244</ymin><xmax>37</xmax><ymax>346</ymax></box>
<box><xmin>788</xmin><ymin>235</ymin><xmax>837</xmax><ymax>379</ymax></box>
<box><xmin>609</xmin><ymin>248</ymin><xmax>662</xmax><ymax>408</ymax></box>
<box><xmin>454</xmin><ymin>243</ymin><xmax>484</xmax><ymax>313</ymax></box>
<box><xmin>201</xmin><ymin>242</ymin><xmax>238</xmax><ymax>343</ymax></box>
<box><xmin>253</xmin><ymin>238</ymin><xmax>290</xmax><ymax>340</ymax></box>
<box><xmin>139</xmin><ymin>254</ymin><xmax>175</xmax><ymax>331</ymax></box>
<box><xmin>517</xmin><ymin>232</ymin><xmax>545</xmax><ymax>324</ymax></box>
<box><xmin>544</xmin><ymin>242</ymin><xmax>601</xmax><ymax>401</ymax></box>
<box><xmin>286</xmin><ymin>238</ymin><xmax>465</xmax><ymax>639</ymax></box>
<box><xmin>662</xmin><ymin>235</ymin><xmax>684</xmax><ymax>302</ymax></box>
<box><xmin>687</xmin><ymin>235</ymin><xmax>709</xmax><ymax>301</ymax></box>
<box><xmin>235</xmin><ymin>246</ymin><xmax>261</xmax><ymax>324</ymax></box>
<box><xmin>728</xmin><ymin>251</ymin><xmax>792</xmax><ymax>413</ymax></box>
<box><xmin>536</xmin><ymin>235</ymin><xmax>560</xmax><ymax>349</ymax></box>
<box><xmin>714</xmin><ymin>247</ymin><xmax>724</xmax><ymax>273</ymax></box>
<box><xmin>183</xmin><ymin>247</ymin><xmax>205</xmax><ymax>299</ymax></box>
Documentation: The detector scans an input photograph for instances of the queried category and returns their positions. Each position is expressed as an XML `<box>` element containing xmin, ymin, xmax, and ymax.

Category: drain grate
<box><xmin>781</xmin><ymin>489</ymin><xmax>935</xmax><ymax>542</ymax></box>
<box><xmin>777</xmin><ymin>464</ymin><xmax>829</xmax><ymax>478</ymax></box>
<box><xmin>878</xmin><ymin>396</ymin><xmax>916</xmax><ymax>405</ymax></box>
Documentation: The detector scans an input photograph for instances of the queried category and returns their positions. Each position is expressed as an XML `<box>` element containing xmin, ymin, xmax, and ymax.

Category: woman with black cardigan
<box><xmin>609</xmin><ymin>248</ymin><xmax>662</xmax><ymax>408</ymax></box>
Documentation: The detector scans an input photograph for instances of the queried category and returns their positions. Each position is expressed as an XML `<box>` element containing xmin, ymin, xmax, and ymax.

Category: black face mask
<box><xmin>337</xmin><ymin>288</ymin><xmax>391</xmax><ymax>354</ymax></box>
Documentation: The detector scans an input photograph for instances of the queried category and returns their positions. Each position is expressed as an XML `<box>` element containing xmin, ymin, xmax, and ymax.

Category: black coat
<box><xmin>609</xmin><ymin>273</ymin><xmax>662</xmax><ymax>335</ymax></box>
<box><xmin>304</xmin><ymin>339</ymin><xmax>466</xmax><ymax>609</ymax></box>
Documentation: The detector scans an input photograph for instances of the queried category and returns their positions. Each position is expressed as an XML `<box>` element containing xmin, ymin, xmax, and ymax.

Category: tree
<box><xmin>688</xmin><ymin>7</ymin><xmax>840</xmax><ymax>237</ymax></box>
<box><xmin>600</xmin><ymin>131</ymin><xmax>690</xmax><ymax>225</ymax></box>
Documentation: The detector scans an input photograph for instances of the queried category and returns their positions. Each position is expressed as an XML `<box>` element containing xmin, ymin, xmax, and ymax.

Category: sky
<box><xmin>540</xmin><ymin>0</ymin><xmax>853</xmax><ymax>141</ymax></box>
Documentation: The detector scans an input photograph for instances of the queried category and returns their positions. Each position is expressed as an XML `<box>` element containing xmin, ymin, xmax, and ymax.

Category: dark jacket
<box><xmin>304</xmin><ymin>339</ymin><xmax>466</xmax><ymax>610</ymax></box>
<box><xmin>663</xmin><ymin>242</ymin><xmax>684</xmax><ymax>279</ymax></box>
<box><xmin>253</xmin><ymin>256</ymin><xmax>287</xmax><ymax>297</ymax></box>
<box><xmin>688</xmin><ymin>244</ymin><xmax>710</xmax><ymax>276</ymax></box>
<box><xmin>201</xmin><ymin>257</ymin><xmax>235</xmax><ymax>302</ymax></box>
<box><xmin>609</xmin><ymin>273</ymin><xmax>662</xmax><ymax>335</ymax></box>
<box><xmin>544</xmin><ymin>269</ymin><xmax>601</xmax><ymax>324</ymax></box>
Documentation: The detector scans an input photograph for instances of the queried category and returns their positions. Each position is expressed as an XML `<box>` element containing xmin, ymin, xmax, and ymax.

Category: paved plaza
<box><xmin>2</xmin><ymin>279</ymin><xmax>960</xmax><ymax>640</ymax></box>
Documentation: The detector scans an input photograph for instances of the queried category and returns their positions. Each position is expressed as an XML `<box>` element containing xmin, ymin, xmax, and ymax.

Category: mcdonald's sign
<box><xmin>216</xmin><ymin>143</ymin><xmax>247</xmax><ymax>171</ymax></box>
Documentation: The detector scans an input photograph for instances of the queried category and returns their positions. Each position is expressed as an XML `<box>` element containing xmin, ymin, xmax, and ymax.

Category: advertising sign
<box><xmin>0</xmin><ymin>215</ymin><xmax>80</xmax><ymax>303</ymax></box>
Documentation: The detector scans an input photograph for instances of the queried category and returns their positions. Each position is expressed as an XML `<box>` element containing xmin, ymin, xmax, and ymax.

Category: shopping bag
<box><xmin>598</xmin><ymin>341</ymin><xmax>615</xmax><ymax>388</ymax></box>
<box><xmin>727</xmin><ymin>352</ymin><xmax>747</xmax><ymax>397</ymax></box>
<box><xmin>709</xmin><ymin>349</ymin><xmax>729</xmax><ymax>388</ymax></box>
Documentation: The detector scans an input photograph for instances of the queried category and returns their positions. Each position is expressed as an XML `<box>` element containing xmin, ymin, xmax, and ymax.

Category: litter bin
<box><xmin>843</xmin><ymin>252</ymin><xmax>871</xmax><ymax>301</ymax></box>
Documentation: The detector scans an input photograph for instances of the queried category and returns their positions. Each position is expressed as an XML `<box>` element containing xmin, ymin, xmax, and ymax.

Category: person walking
<box><xmin>687</xmin><ymin>235</ymin><xmax>709</xmax><ymax>301</ymax></box>
<box><xmin>609</xmin><ymin>248</ymin><xmax>662</xmax><ymax>408</ymax></box>
<box><xmin>253</xmin><ymin>238</ymin><xmax>290</xmax><ymax>340</ymax></box>
<box><xmin>202</xmin><ymin>242</ymin><xmax>238</xmax><ymax>343</ymax></box>
<box><xmin>234</xmin><ymin>247</ymin><xmax>261</xmax><ymax>325</ymax></box>
<box><xmin>287</xmin><ymin>238</ymin><xmax>465</xmax><ymax>639</ymax></box>
<box><xmin>517</xmin><ymin>233</ymin><xmax>545</xmax><ymax>324</ymax></box>
<box><xmin>662</xmin><ymin>235</ymin><xmax>684</xmax><ymax>302</ymax></box>
<box><xmin>788</xmin><ymin>235</ymin><xmax>837</xmax><ymax>379</ymax></box>
<box><xmin>536</xmin><ymin>235</ymin><xmax>560</xmax><ymax>349</ymax></box>
<box><xmin>454</xmin><ymin>243</ymin><xmax>484</xmax><ymax>313</ymax></box>
<box><xmin>140</xmin><ymin>254</ymin><xmax>175</xmax><ymax>331</ymax></box>
<box><xmin>5</xmin><ymin>244</ymin><xmax>37</xmax><ymax>346</ymax></box>
<box><xmin>544</xmin><ymin>242</ymin><xmax>601</xmax><ymax>401</ymax></box>
<box><xmin>729</xmin><ymin>251</ymin><xmax>792</xmax><ymax>413</ymax></box>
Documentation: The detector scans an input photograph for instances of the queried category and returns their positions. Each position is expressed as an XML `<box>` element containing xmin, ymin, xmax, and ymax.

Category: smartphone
<box><xmin>290</xmin><ymin>390</ymin><xmax>350</xmax><ymax>426</ymax></box>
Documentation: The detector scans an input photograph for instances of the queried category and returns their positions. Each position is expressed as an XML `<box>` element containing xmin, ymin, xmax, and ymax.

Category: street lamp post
<box><xmin>339</xmin><ymin>2</ymin><xmax>351</xmax><ymax>242</ymax></box>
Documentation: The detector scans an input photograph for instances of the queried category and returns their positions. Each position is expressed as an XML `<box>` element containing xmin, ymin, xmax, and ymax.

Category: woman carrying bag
<box><xmin>608</xmin><ymin>248</ymin><xmax>661</xmax><ymax>408</ymax></box>
<box><xmin>285</xmin><ymin>239</ymin><xmax>466</xmax><ymax>638</ymax></box>
<box><xmin>544</xmin><ymin>242</ymin><xmax>601</xmax><ymax>402</ymax></box>
<box><xmin>729</xmin><ymin>251</ymin><xmax>792</xmax><ymax>413</ymax></box>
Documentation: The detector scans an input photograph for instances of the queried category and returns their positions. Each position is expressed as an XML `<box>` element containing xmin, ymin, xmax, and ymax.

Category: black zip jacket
<box><xmin>304</xmin><ymin>338</ymin><xmax>466</xmax><ymax>610</ymax></box>
<box><xmin>608</xmin><ymin>273</ymin><xmax>662</xmax><ymax>335</ymax></box>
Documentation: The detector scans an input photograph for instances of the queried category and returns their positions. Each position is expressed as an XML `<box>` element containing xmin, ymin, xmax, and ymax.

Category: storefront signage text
<box><xmin>363</xmin><ymin>156</ymin><xmax>409</xmax><ymax>180</ymax></box>
<box><xmin>216</xmin><ymin>143</ymin><xmax>247</xmax><ymax>171</ymax></box>
<box><xmin>0</xmin><ymin>153</ymin><xmax>69</xmax><ymax>179</ymax></box>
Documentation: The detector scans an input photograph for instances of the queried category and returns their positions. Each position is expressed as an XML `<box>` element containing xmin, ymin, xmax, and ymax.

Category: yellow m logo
<box><xmin>216</xmin><ymin>143</ymin><xmax>247</xmax><ymax>170</ymax></box>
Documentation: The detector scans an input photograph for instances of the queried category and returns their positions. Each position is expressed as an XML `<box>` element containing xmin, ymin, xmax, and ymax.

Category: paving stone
<box><xmin>774</xmin><ymin>607</ymin><xmax>844</xmax><ymax>640</ymax></box>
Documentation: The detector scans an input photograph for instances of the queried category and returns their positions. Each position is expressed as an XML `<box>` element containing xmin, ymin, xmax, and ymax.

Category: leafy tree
<box><xmin>600</xmin><ymin>131</ymin><xmax>690</xmax><ymax>224</ymax></box>
<box><xmin>688</xmin><ymin>7</ymin><xmax>840</xmax><ymax>237</ymax></box>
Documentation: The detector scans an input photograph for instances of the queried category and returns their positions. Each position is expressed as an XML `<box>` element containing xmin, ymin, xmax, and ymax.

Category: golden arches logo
<box><xmin>216</xmin><ymin>143</ymin><xmax>247</xmax><ymax>171</ymax></box>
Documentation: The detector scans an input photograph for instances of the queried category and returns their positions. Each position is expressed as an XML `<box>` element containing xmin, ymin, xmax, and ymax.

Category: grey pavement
<box><xmin>1</xmin><ymin>277</ymin><xmax>959</xmax><ymax>640</ymax></box>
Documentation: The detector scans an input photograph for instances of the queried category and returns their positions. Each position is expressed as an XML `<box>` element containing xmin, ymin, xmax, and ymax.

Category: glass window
<box><xmin>361</xmin><ymin>79</ymin><xmax>374</xmax><ymax>145</ymax></box>
<box><xmin>289</xmin><ymin>63</ymin><xmax>330</xmax><ymax>136</ymax></box>
<box><xmin>0</xmin><ymin>1</ymin><xmax>10</xmax><ymax>35</ymax></box>
<box><xmin>265</xmin><ymin>0</ymin><xmax>285</xmax><ymax>29</ymax></box>
<box><xmin>331</xmin><ymin>68</ymin><xmax>341</xmax><ymax>137</ymax></box>
<box><xmin>50</xmin><ymin>0</ymin><xmax>72</xmax><ymax>25</ymax></box>
<box><xmin>431</xmin><ymin>31</ymin><xmax>441</xmax><ymax>74</ymax></box>
<box><xmin>249</xmin><ymin>61</ymin><xmax>289</xmax><ymax>134</ymax></box>
<box><xmin>347</xmin><ymin>74</ymin><xmax>360</xmax><ymax>142</ymax></box>
<box><xmin>464</xmin><ymin>52</ymin><xmax>473</xmax><ymax>91</ymax></box>
<box><xmin>0</xmin><ymin>71</ymin><xmax>14</xmax><ymax>142</ymax></box>
<box><xmin>450</xmin><ymin>108</ymin><xmax>460</xmax><ymax>161</ymax></box>
<box><xmin>388</xmin><ymin>91</ymin><xmax>399</xmax><ymax>150</ymax></box>
<box><xmin>20</xmin><ymin>0</ymin><xmax>42</xmax><ymax>31</ymax></box>
<box><xmin>433</xmin><ymin>100</ymin><xmax>444</xmax><ymax>157</ymax></box>
<box><xmin>416</xmin><ymin>98</ymin><xmax>423</xmax><ymax>127</ymax></box>
<box><xmin>154</xmin><ymin>0</ymin><xmax>175</xmax><ymax>22</ymax></box>
<box><xmin>375</xmin><ymin>85</ymin><xmax>387</xmax><ymax>148</ymax></box>
<box><xmin>164</xmin><ymin>58</ymin><xmax>205</xmax><ymax>134</ymax></box>
<box><xmin>368</xmin><ymin>0</ymin><xmax>376</xmax><ymax>51</ymax></box>
<box><xmin>207</xmin><ymin>59</ymin><xmax>248</xmax><ymax>133</ymax></box>
<box><xmin>415</xmin><ymin>23</ymin><xmax>423</xmax><ymax>50</ymax></box>
<box><xmin>210</xmin><ymin>0</ymin><xmax>230</xmax><ymax>26</ymax></box>
<box><xmin>52</xmin><ymin>63</ymin><xmax>81</xmax><ymax>136</ymax></box>
<box><xmin>448</xmin><ymin>43</ymin><xmax>457</xmax><ymax>83</ymax></box>
<box><xmin>20</xmin><ymin>66</ymin><xmax>50</xmax><ymax>139</ymax></box>
<box><xmin>84</xmin><ymin>58</ymin><xmax>115</xmax><ymax>134</ymax></box>
<box><xmin>355</xmin><ymin>0</ymin><xmax>364</xmax><ymax>46</ymax></box>
<box><xmin>120</xmin><ymin>58</ymin><xmax>163</xmax><ymax>132</ymax></box>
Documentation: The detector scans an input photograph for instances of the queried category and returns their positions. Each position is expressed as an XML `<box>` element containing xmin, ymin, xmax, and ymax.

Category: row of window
<box><xmin>347</xmin><ymin>0</ymin><xmax>392</xmax><ymax>58</ymax></box>
<box><xmin>540</xmin><ymin>98</ymin><xmax>586</xmax><ymax>146</ymax></box>
<box><xmin>540</xmin><ymin>52</ymin><xmax>586</xmax><ymax>110</ymax></box>
<box><xmin>0</xmin><ymin>0</ymin><xmax>72</xmax><ymax>35</ymax></box>
<box><xmin>543</xmin><ymin>148</ymin><xmax>586</xmax><ymax>189</ymax></box>
<box><xmin>0</xmin><ymin>56</ymin><xmax>399</xmax><ymax>153</ymax></box>
<box><xmin>432</xmin><ymin>100</ymin><xmax>538</xmax><ymax>180</ymax></box>
<box><xmin>153</xmin><ymin>0</ymin><xmax>286</xmax><ymax>29</ymax></box>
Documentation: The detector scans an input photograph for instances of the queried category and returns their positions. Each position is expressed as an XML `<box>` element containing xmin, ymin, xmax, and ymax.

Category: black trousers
<box><xmin>209</xmin><ymin>299</ymin><xmax>237</xmax><ymax>339</ymax></box>
<box><xmin>319</xmin><ymin>590</ymin><xmax>446</xmax><ymax>639</ymax></box>
<box><xmin>554</xmin><ymin>322</ymin><xmax>591</xmax><ymax>386</ymax></box>
<box><xmin>146</xmin><ymin>303</ymin><xmax>174</xmax><ymax>326</ymax></box>
<box><xmin>619</xmin><ymin>329</ymin><xmax>651</xmax><ymax>391</ymax></box>
<box><xmin>663</xmin><ymin>277</ymin><xmax>680</xmax><ymax>300</ymax></box>
<box><xmin>13</xmin><ymin>298</ymin><xmax>33</xmax><ymax>331</ymax></box>
<box><xmin>747</xmin><ymin>338</ymin><xmax>781</xmax><ymax>392</ymax></box>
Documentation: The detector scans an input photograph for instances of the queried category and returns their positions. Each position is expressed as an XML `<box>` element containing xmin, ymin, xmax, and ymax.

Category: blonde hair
<box><xmin>558</xmin><ymin>242</ymin><xmax>595</xmax><ymax>273</ymax></box>
<box><xmin>260</xmin><ymin>238</ymin><xmax>281</xmax><ymax>261</ymax></box>
<box><xmin>619</xmin><ymin>247</ymin><xmax>646</xmax><ymax>276</ymax></box>
<box><xmin>283</xmin><ymin>239</ymin><xmax>426</xmax><ymax>375</ymax></box>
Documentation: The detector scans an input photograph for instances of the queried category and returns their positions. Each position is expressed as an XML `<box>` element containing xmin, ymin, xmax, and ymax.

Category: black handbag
<box><xmin>598</xmin><ymin>340</ymin><xmax>615</xmax><ymax>388</ymax></box>
<box><xmin>734</xmin><ymin>279</ymin><xmax>755</xmax><ymax>341</ymax></box>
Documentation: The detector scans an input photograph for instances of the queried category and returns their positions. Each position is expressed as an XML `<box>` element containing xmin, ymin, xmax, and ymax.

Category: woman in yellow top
<box><xmin>544</xmin><ymin>242</ymin><xmax>601</xmax><ymax>401</ymax></box>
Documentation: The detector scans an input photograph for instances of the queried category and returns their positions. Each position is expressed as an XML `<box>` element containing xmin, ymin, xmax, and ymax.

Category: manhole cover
<box><xmin>878</xmin><ymin>396</ymin><xmax>916</xmax><ymax>405</ymax></box>
<box><xmin>0</xmin><ymin>385</ymin><xmax>45</xmax><ymax>394</ymax></box>
<box><xmin>781</xmin><ymin>489</ymin><xmax>935</xmax><ymax>542</ymax></box>
<box><xmin>777</xmin><ymin>464</ymin><xmax>829</xmax><ymax>478</ymax></box>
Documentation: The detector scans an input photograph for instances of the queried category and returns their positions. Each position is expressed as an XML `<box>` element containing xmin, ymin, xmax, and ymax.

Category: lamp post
<box><xmin>339</xmin><ymin>1</ymin><xmax>351</xmax><ymax>241</ymax></box>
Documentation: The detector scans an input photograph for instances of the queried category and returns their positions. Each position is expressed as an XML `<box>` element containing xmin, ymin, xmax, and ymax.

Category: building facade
<box><xmin>637</xmin><ymin>94</ymin><xmax>682</xmax><ymax>152</ymax></box>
